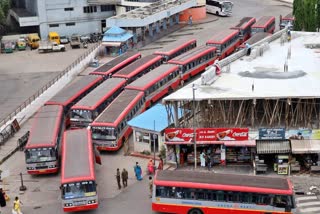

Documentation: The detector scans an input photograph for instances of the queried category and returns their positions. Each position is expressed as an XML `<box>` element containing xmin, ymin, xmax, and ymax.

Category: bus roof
<box><xmin>252</xmin><ymin>16</ymin><xmax>275</xmax><ymax>28</ymax></box>
<box><xmin>90</xmin><ymin>51</ymin><xmax>141</xmax><ymax>75</ymax></box>
<box><xmin>61</xmin><ymin>129</ymin><xmax>94</xmax><ymax>184</ymax></box>
<box><xmin>283</xmin><ymin>13</ymin><xmax>295</xmax><ymax>20</ymax></box>
<box><xmin>45</xmin><ymin>75</ymin><xmax>103</xmax><ymax>107</ymax></box>
<box><xmin>168</xmin><ymin>45</ymin><xmax>216</xmax><ymax>65</ymax></box>
<box><xmin>112</xmin><ymin>55</ymin><xmax>163</xmax><ymax>79</ymax></box>
<box><xmin>231</xmin><ymin>17</ymin><xmax>256</xmax><ymax>30</ymax></box>
<box><xmin>71</xmin><ymin>78</ymin><xmax>126</xmax><ymax>111</ymax></box>
<box><xmin>91</xmin><ymin>90</ymin><xmax>144</xmax><ymax>126</ymax></box>
<box><xmin>154</xmin><ymin>38</ymin><xmax>197</xmax><ymax>56</ymax></box>
<box><xmin>125</xmin><ymin>64</ymin><xmax>179</xmax><ymax>91</ymax></box>
<box><xmin>154</xmin><ymin>171</ymin><xmax>293</xmax><ymax>195</ymax></box>
<box><xmin>206</xmin><ymin>29</ymin><xmax>239</xmax><ymax>45</ymax></box>
<box><xmin>25</xmin><ymin>105</ymin><xmax>63</xmax><ymax>149</ymax></box>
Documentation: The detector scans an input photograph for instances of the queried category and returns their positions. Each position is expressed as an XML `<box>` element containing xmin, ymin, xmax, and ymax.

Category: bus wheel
<box><xmin>188</xmin><ymin>208</ymin><xmax>203</xmax><ymax>214</ymax></box>
<box><xmin>216</xmin><ymin>11</ymin><xmax>219</xmax><ymax>16</ymax></box>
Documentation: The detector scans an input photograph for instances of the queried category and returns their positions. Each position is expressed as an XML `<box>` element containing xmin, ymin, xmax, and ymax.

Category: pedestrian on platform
<box><xmin>121</xmin><ymin>168</ymin><xmax>128</xmax><ymax>187</ymax></box>
<box><xmin>245</xmin><ymin>42</ymin><xmax>251</xmax><ymax>56</ymax></box>
<box><xmin>0</xmin><ymin>188</ymin><xmax>6</xmax><ymax>207</ymax></box>
<box><xmin>134</xmin><ymin>162</ymin><xmax>143</xmax><ymax>181</ymax></box>
<box><xmin>116</xmin><ymin>168</ymin><xmax>121</xmax><ymax>190</ymax></box>
<box><xmin>12</xmin><ymin>196</ymin><xmax>23</xmax><ymax>214</ymax></box>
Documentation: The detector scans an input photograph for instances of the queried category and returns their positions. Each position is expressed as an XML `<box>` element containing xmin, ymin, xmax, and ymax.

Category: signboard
<box><xmin>165</xmin><ymin>128</ymin><xmax>249</xmax><ymax>143</ymax></box>
<box><xmin>286</xmin><ymin>129</ymin><xmax>320</xmax><ymax>140</ymax></box>
<box><xmin>259</xmin><ymin>128</ymin><xmax>286</xmax><ymax>140</ymax></box>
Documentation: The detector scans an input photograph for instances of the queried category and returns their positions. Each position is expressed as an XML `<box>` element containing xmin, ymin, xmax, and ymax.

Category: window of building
<box><xmin>101</xmin><ymin>5</ymin><xmax>115</xmax><ymax>12</ymax></box>
<box><xmin>66</xmin><ymin>22</ymin><xmax>76</xmax><ymax>26</ymax></box>
<box><xmin>64</xmin><ymin>7</ymin><xmax>74</xmax><ymax>11</ymax></box>
<box><xmin>49</xmin><ymin>24</ymin><xmax>59</xmax><ymax>28</ymax></box>
<box><xmin>83</xmin><ymin>6</ymin><xmax>97</xmax><ymax>13</ymax></box>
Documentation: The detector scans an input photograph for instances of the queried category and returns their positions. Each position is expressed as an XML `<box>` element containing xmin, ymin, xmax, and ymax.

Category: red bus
<box><xmin>45</xmin><ymin>75</ymin><xmax>104</xmax><ymax>126</ymax></box>
<box><xmin>70</xmin><ymin>78</ymin><xmax>126</xmax><ymax>129</ymax></box>
<box><xmin>206</xmin><ymin>29</ymin><xmax>241</xmax><ymax>59</ymax></box>
<box><xmin>89</xmin><ymin>51</ymin><xmax>141</xmax><ymax>76</ymax></box>
<box><xmin>238</xmin><ymin>32</ymin><xmax>271</xmax><ymax>49</ymax></box>
<box><xmin>168</xmin><ymin>45</ymin><xmax>218</xmax><ymax>81</ymax></box>
<box><xmin>230</xmin><ymin>17</ymin><xmax>256</xmax><ymax>42</ymax></box>
<box><xmin>251</xmin><ymin>16</ymin><xmax>276</xmax><ymax>35</ymax></box>
<box><xmin>61</xmin><ymin>129</ymin><xmax>98</xmax><ymax>212</ymax></box>
<box><xmin>112</xmin><ymin>55</ymin><xmax>163</xmax><ymax>83</ymax></box>
<box><xmin>125</xmin><ymin>64</ymin><xmax>181</xmax><ymax>108</ymax></box>
<box><xmin>154</xmin><ymin>38</ymin><xmax>197</xmax><ymax>62</ymax></box>
<box><xmin>280</xmin><ymin>13</ymin><xmax>295</xmax><ymax>30</ymax></box>
<box><xmin>25</xmin><ymin>105</ymin><xmax>64</xmax><ymax>174</ymax></box>
<box><xmin>152</xmin><ymin>170</ymin><xmax>296</xmax><ymax>214</ymax></box>
<box><xmin>90</xmin><ymin>90</ymin><xmax>145</xmax><ymax>151</ymax></box>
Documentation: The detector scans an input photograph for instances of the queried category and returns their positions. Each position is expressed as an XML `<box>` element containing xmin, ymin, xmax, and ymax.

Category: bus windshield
<box><xmin>92</xmin><ymin>127</ymin><xmax>117</xmax><ymax>141</ymax></box>
<box><xmin>222</xmin><ymin>2</ymin><xmax>233</xmax><ymax>12</ymax></box>
<box><xmin>25</xmin><ymin>148</ymin><xmax>56</xmax><ymax>163</ymax></box>
<box><xmin>62</xmin><ymin>181</ymin><xmax>97</xmax><ymax>199</ymax></box>
<box><xmin>71</xmin><ymin>110</ymin><xmax>93</xmax><ymax>121</ymax></box>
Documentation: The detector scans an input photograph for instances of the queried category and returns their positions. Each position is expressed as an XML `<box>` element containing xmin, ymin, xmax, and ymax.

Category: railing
<box><xmin>0</xmin><ymin>42</ymin><xmax>101</xmax><ymax>130</ymax></box>
<box><xmin>220</xmin><ymin>27</ymin><xmax>288</xmax><ymax>67</ymax></box>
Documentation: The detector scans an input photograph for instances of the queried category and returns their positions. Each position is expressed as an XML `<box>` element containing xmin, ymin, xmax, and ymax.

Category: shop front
<box><xmin>164</xmin><ymin>127</ymin><xmax>250</xmax><ymax>167</ymax></box>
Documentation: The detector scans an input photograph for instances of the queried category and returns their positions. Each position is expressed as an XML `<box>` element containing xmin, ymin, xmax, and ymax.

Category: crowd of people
<box><xmin>0</xmin><ymin>189</ymin><xmax>23</xmax><ymax>214</ymax></box>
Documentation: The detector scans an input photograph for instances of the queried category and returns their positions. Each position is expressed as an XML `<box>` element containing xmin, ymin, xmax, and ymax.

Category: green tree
<box><xmin>293</xmin><ymin>0</ymin><xmax>305</xmax><ymax>30</ymax></box>
<box><xmin>317</xmin><ymin>0</ymin><xmax>320</xmax><ymax>31</ymax></box>
<box><xmin>0</xmin><ymin>0</ymin><xmax>11</xmax><ymax>24</ymax></box>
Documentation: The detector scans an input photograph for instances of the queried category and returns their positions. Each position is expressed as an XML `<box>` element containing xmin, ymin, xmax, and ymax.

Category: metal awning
<box><xmin>256</xmin><ymin>140</ymin><xmax>291</xmax><ymax>154</ymax></box>
<box><xmin>101</xmin><ymin>42</ymin><xmax>122</xmax><ymax>46</ymax></box>
<box><xmin>291</xmin><ymin>140</ymin><xmax>320</xmax><ymax>154</ymax></box>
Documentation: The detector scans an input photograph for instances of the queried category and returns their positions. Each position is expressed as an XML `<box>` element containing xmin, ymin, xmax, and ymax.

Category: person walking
<box><xmin>116</xmin><ymin>168</ymin><xmax>121</xmax><ymax>190</ymax></box>
<box><xmin>200</xmin><ymin>151</ymin><xmax>206</xmax><ymax>167</ymax></box>
<box><xmin>149</xmin><ymin>176</ymin><xmax>153</xmax><ymax>198</ymax></box>
<box><xmin>0</xmin><ymin>188</ymin><xmax>6</xmax><ymax>207</ymax></box>
<box><xmin>134</xmin><ymin>162</ymin><xmax>143</xmax><ymax>181</ymax></box>
<box><xmin>12</xmin><ymin>196</ymin><xmax>23</xmax><ymax>214</ymax></box>
<box><xmin>245</xmin><ymin>42</ymin><xmax>251</xmax><ymax>56</ymax></box>
<box><xmin>158</xmin><ymin>157</ymin><xmax>164</xmax><ymax>170</ymax></box>
<box><xmin>121</xmin><ymin>168</ymin><xmax>128</xmax><ymax>187</ymax></box>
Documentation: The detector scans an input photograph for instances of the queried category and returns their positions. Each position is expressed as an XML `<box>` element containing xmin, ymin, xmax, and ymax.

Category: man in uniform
<box><xmin>116</xmin><ymin>168</ymin><xmax>121</xmax><ymax>189</ymax></box>
<box><xmin>121</xmin><ymin>168</ymin><xmax>128</xmax><ymax>187</ymax></box>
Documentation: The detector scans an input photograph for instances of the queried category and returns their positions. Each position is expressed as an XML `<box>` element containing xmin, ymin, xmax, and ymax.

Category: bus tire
<box><xmin>188</xmin><ymin>208</ymin><xmax>203</xmax><ymax>214</ymax></box>
<box><xmin>216</xmin><ymin>11</ymin><xmax>219</xmax><ymax>16</ymax></box>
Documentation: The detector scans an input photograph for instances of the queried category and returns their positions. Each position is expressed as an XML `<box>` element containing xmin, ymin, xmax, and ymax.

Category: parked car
<box><xmin>60</xmin><ymin>36</ymin><xmax>69</xmax><ymax>44</ymax></box>
<box><xmin>70</xmin><ymin>34</ymin><xmax>81</xmax><ymax>49</ymax></box>
<box><xmin>80</xmin><ymin>34</ymin><xmax>90</xmax><ymax>43</ymax></box>
<box><xmin>38</xmin><ymin>41</ymin><xmax>66</xmax><ymax>53</ymax></box>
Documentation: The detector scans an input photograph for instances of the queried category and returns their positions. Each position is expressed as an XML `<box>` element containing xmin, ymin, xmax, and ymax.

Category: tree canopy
<box><xmin>293</xmin><ymin>0</ymin><xmax>319</xmax><ymax>31</ymax></box>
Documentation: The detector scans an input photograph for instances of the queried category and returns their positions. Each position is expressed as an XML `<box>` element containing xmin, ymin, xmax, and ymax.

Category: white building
<box><xmin>9</xmin><ymin>0</ymin><xmax>159</xmax><ymax>39</ymax></box>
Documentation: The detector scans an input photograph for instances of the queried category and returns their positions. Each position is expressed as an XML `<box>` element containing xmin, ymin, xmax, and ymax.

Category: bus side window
<box><xmin>216</xmin><ymin>190</ymin><xmax>225</xmax><ymax>201</ymax></box>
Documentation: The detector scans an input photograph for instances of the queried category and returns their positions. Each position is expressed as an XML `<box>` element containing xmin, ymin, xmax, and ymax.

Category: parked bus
<box><xmin>206</xmin><ymin>0</ymin><xmax>233</xmax><ymax>16</ymax></box>
<box><xmin>112</xmin><ymin>55</ymin><xmax>163</xmax><ymax>83</ymax></box>
<box><xmin>91</xmin><ymin>90</ymin><xmax>145</xmax><ymax>151</ymax></box>
<box><xmin>125</xmin><ymin>64</ymin><xmax>181</xmax><ymax>108</ymax></box>
<box><xmin>168</xmin><ymin>45</ymin><xmax>218</xmax><ymax>81</ymax></box>
<box><xmin>154</xmin><ymin>38</ymin><xmax>197</xmax><ymax>62</ymax></box>
<box><xmin>45</xmin><ymin>76</ymin><xmax>104</xmax><ymax>126</ymax></box>
<box><xmin>61</xmin><ymin>129</ymin><xmax>98</xmax><ymax>212</ymax></box>
<box><xmin>70</xmin><ymin>78</ymin><xmax>126</xmax><ymax>128</ymax></box>
<box><xmin>230</xmin><ymin>17</ymin><xmax>256</xmax><ymax>42</ymax></box>
<box><xmin>89</xmin><ymin>51</ymin><xmax>141</xmax><ymax>76</ymax></box>
<box><xmin>251</xmin><ymin>16</ymin><xmax>276</xmax><ymax>35</ymax></box>
<box><xmin>238</xmin><ymin>32</ymin><xmax>271</xmax><ymax>49</ymax></box>
<box><xmin>206</xmin><ymin>29</ymin><xmax>241</xmax><ymax>59</ymax></box>
<box><xmin>25</xmin><ymin>105</ymin><xmax>64</xmax><ymax>174</ymax></box>
<box><xmin>280</xmin><ymin>13</ymin><xmax>295</xmax><ymax>30</ymax></box>
<box><xmin>152</xmin><ymin>170</ymin><xmax>296</xmax><ymax>214</ymax></box>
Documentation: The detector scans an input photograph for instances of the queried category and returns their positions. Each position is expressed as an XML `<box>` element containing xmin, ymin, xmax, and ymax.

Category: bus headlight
<box><xmin>64</xmin><ymin>203</ymin><xmax>73</xmax><ymax>207</ymax></box>
<box><xmin>27</xmin><ymin>167</ymin><xmax>34</xmax><ymax>170</ymax></box>
<box><xmin>48</xmin><ymin>165</ymin><xmax>56</xmax><ymax>168</ymax></box>
<box><xmin>88</xmin><ymin>200</ymin><xmax>96</xmax><ymax>204</ymax></box>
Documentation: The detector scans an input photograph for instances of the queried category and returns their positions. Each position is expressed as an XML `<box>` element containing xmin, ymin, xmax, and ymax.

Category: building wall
<box><xmin>179</xmin><ymin>6</ymin><xmax>206</xmax><ymax>22</ymax></box>
<box><xmin>36</xmin><ymin>0</ymin><xmax>115</xmax><ymax>38</ymax></box>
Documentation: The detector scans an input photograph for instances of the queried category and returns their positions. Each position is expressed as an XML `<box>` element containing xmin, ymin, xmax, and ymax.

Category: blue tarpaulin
<box><xmin>102</xmin><ymin>26</ymin><xmax>133</xmax><ymax>42</ymax></box>
<box><xmin>128</xmin><ymin>104</ymin><xmax>182</xmax><ymax>132</ymax></box>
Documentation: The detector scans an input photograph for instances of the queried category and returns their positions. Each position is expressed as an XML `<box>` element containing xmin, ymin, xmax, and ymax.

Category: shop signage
<box><xmin>165</xmin><ymin>128</ymin><xmax>249</xmax><ymax>142</ymax></box>
<box><xmin>286</xmin><ymin>129</ymin><xmax>320</xmax><ymax>140</ymax></box>
<box><xmin>259</xmin><ymin>128</ymin><xmax>285</xmax><ymax>140</ymax></box>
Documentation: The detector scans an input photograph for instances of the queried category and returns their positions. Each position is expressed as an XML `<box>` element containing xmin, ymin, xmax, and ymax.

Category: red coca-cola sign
<box><xmin>165</xmin><ymin>128</ymin><xmax>249</xmax><ymax>142</ymax></box>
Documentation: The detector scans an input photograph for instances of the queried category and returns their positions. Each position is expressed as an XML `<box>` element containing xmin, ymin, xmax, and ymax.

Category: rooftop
<box><xmin>163</xmin><ymin>32</ymin><xmax>320</xmax><ymax>102</ymax></box>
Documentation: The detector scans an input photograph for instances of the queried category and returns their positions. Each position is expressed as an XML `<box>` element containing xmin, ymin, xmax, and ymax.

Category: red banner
<box><xmin>165</xmin><ymin>128</ymin><xmax>249</xmax><ymax>143</ymax></box>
